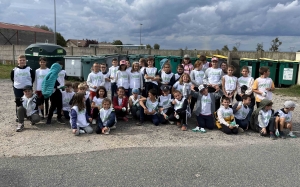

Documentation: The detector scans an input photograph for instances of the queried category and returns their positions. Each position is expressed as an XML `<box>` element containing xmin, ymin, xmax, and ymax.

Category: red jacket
<box><xmin>113</xmin><ymin>96</ymin><xmax>128</xmax><ymax>111</ymax></box>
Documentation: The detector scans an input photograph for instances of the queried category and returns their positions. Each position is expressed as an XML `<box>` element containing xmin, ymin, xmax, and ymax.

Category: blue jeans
<box><xmin>95</xmin><ymin>112</ymin><xmax>116</xmax><ymax>134</ymax></box>
<box><xmin>196</xmin><ymin>114</ymin><xmax>214</xmax><ymax>130</ymax></box>
<box><xmin>235</xmin><ymin>118</ymin><xmax>249</xmax><ymax>130</ymax></box>
<box><xmin>139</xmin><ymin>106</ymin><xmax>160</xmax><ymax>126</ymax></box>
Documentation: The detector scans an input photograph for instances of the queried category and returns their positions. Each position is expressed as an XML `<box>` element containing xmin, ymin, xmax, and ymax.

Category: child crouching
<box><xmin>95</xmin><ymin>98</ymin><xmax>116</xmax><ymax>135</ymax></box>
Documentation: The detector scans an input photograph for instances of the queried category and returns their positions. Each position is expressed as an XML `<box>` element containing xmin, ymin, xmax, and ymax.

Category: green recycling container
<box><xmin>206</xmin><ymin>56</ymin><xmax>212</xmax><ymax>62</ymax></box>
<box><xmin>25</xmin><ymin>43</ymin><xmax>66</xmax><ymax>72</ymax></box>
<box><xmin>103</xmin><ymin>53</ymin><xmax>119</xmax><ymax>67</ymax></box>
<box><xmin>128</xmin><ymin>54</ymin><xmax>140</xmax><ymax>64</ymax></box>
<box><xmin>239</xmin><ymin>58</ymin><xmax>259</xmax><ymax>78</ymax></box>
<box><xmin>278</xmin><ymin>60</ymin><xmax>299</xmax><ymax>87</ymax></box>
<box><xmin>118</xmin><ymin>54</ymin><xmax>128</xmax><ymax>61</ymax></box>
<box><xmin>190</xmin><ymin>57</ymin><xmax>199</xmax><ymax>65</ymax></box>
<box><xmin>81</xmin><ymin>56</ymin><xmax>106</xmax><ymax>80</ymax></box>
<box><xmin>154</xmin><ymin>56</ymin><xmax>168</xmax><ymax>71</ymax></box>
<box><xmin>168</xmin><ymin>56</ymin><xmax>182</xmax><ymax>73</ymax></box>
<box><xmin>259</xmin><ymin>58</ymin><xmax>279</xmax><ymax>84</ymax></box>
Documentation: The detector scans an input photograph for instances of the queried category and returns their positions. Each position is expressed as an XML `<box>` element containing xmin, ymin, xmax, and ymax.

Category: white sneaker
<box><xmin>288</xmin><ymin>132</ymin><xmax>297</xmax><ymax>138</ymax></box>
<box><xmin>238</xmin><ymin>127</ymin><xmax>244</xmax><ymax>133</ymax></box>
<box><xmin>79</xmin><ymin>129</ymin><xmax>86</xmax><ymax>134</ymax></box>
<box><xmin>92</xmin><ymin>119</ymin><xmax>96</xmax><ymax>125</ymax></box>
<box><xmin>16</xmin><ymin>123</ymin><xmax>24</xmax><ymax>132</ymax></box>
<box><xmin>110</xmin><ymin>124</ymin><xmax>116</xmax><ymax>130</ymax></box>
<box><xmin>168</xmin><ymin>120</ymin><xmax>174</xmax><ymax>125</ymax></box>
<box><xmin>199</xmin><ymin>128</ymin><xmax>206</xmax><ymax>133</ymax></box>
<box><xmin>104</xmin><ymin>127</ymin><xmax>110</xmax><ymax>135</ymax></box>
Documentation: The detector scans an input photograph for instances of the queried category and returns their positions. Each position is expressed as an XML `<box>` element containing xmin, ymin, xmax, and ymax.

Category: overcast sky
<box><xmin>0</xmin><ymin>0</ymin><xmax>300</xmax><ymax>51</ymax></box>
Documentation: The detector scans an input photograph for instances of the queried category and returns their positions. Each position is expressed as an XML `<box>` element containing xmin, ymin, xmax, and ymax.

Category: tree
<box><xmin>256</xmin><ymin>43</ymin><xmax>264</xmax><ymax>51</ymax></box>
<box><xmin>269</xmin><ymin>37</ymin><xmax>282</xmax><ymax>52</ymax></box>
<box><xmin>232</xmin><ymin>46</ymin><xmax>238</xmax><ymax>52</ymax></box>
<box><xmin>222</xmin><ymin>45</ymin><xmax>229</xmax><ymax>52</ymax></box>
<box><xmin>34</xmin><ymin>24</ymin><xmax>53</xmax><ymax>32</ymax></box>
<box><xmin>146</xmin><ymin>44</ymin><xmax>152</xmax><ymax>49</ymax></box>
<box><xmin>84</xmin><ymin>39</ymin><xmax>98</xmax><ymax>47</ymax></box>
<box><xmin>56</xmin><ymin>32</ymin><xmax>66</xmax><ymax>47</ymax></box>
<box><xmin>153</xmin><ymin>43</ymin><xmax>160</xmax><ymax>50</ymax></box>
<box><xmin>112</xmin><ymin>40</ymin><xmax>123</xmax><ymax>46</ymax></box>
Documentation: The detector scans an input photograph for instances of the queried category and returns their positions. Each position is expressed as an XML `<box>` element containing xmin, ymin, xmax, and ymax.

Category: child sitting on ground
<box><xmin>232</xmin><ymin>95</ymin><xmax>252</xmax><ymax>131</ymax></box>
<box><xmin>128</xmin><ymin>88</ymin><xmax>141</xmax><ymax>120</ymax></box>
<box><xmin>158</xmin><ymin>85</ymin><xmax>174</xmax><ymax>124</ymax></box>
<box><xmin>250</xmin><ymin>99</ymin><xmax>276</xmax><ymax>140</ymax></box>
<box><xmin>168</xmin><ymin>90</ymin><xmax>188</xmax><ymax>131</ymax></box>
<box><xmin>95</xmin><ymin>98</ymin><xmax>116</xmax><ymax>135</ymax></box>
<box><xmin>113</xmin><ymin>87</ymin><xmax>129</xmax><ymax>121</ymax></box>
<box><xmin>61</xmin><ymin>82</ymin><xmax>75</xmax><ymax>121</ymax></box>
<box><xmin>91</xmin><ymin>86</ymin><xmax>107</xmax><ymax>124</ymax></box>
<box><xmin>70</xmin><ymin>92</ymin><xmax>93</xmax><ymax>136</ymax></box>
<box><xmin>274</xmin><ymin>101</ymin><xmax>297</xmax><ymax>138</ymax></box>
<box><xmin>16</xmin><ymin>85</ymin><xmax>41</xmax><ymax>132</ymax></box>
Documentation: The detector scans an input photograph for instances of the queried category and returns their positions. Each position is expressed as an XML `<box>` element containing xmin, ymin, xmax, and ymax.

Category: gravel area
<box><xmin>0</xmin><ymin>79</ymin><xmax>299</xmax><ymax>157</ymax></box>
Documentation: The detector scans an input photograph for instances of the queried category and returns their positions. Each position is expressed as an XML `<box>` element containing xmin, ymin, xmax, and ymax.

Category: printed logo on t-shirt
<box><xmin>16</xmin><ymin>72</ymin><xmax>29</xmax><ymax>77</ymax></box>
<box><xmin>258</xmin><ymin>83</ymin><xmax>270</xmax><ymax>88</ymax></box>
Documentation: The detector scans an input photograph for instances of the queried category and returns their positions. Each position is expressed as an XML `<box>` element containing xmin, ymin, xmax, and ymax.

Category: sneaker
<box><xmin>238</xmin><ymin>127</ymin><xmax>244</xmax><ymax>133</ymax></box>
<box><xmin>181</xmin><ymin>125</ymin><xmax>187</xmax><ymax>131</ymax></box>
<box><xmin>46</xmin><ymin>119</ymin><xmax>51</xmax><ymax>125</ymax></box>
<box><xmin>168</xmin><ymin>120</ymin><xmax>174</xmax><ymax>125</ymax></box>
<box><xmin>136</xmin><ymin>121</ymin><xmax>143</xmax><ymax>126</ymax></box>
<box><xmin>57</xmin><ymin>118</ymin><xmax>65</xmax><ymax>124</ymax></box>
<box><xmin>92</xmin><ymin>119</ymin><xmax>97</xmax><ymax>125</ymax></box>
<box><xmin>288</xmin><ymin>132</ymin><xmax>297</xmax><ymax>138</ymax></box>
<box><xmin>79</xmin><ymin>129</ymin><xmax>86</xmax><ymax>134</ymax></box>
<box><xmin>199</xmin><ymin>128</ymin><xmax>206</xmax><ymax>133</ymax></box>
<box><xmin>192</xmin><ymin>127</ymin><xmax>200</xmax><ymax>132</ymax></box>
<box><xmin>16</xmin><ymin>123</ymin><xmax>24</xmax><ymax>132</ymax></box>
<box><xmin>123</xmin><ymin>117</ymin><xmax>128</xmax><ymax>122</ymax></box>
<box><xmin>270</xmin><ymin>133</ymin><xmax>276</xmax><ymax>140</ymax></box>
<box><xmin>102</xmin><ymin>127</ymin><xmax>110</xmax><ymax>135</ymax></box>
<box><xmin>110</xmin><ymin>124</ymin><xmax>117</xmax><ymax>130</ymax></box>
<box><xmin>279</xmin><ymin>131</ymin><xmax>286</xmax><ymax>139</ymax></box>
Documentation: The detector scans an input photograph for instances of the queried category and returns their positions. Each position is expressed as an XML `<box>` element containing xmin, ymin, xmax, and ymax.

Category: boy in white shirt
<box><xmin>232</xmin><ymin>95</ymin><xmax>252</xmax><ymax>131</ymax></box>
<box><xmin>87</xmin><ymin>62</ymin><xmax>105</xmax><ymax>100</ymax></box>
<box><xmin>61</xmin><ymin>82</ymin><xmax>75</xmax><ymax>120</ymax></box>
<box><xmin>109</xmin><ymin>58</ymin><xmax>119</xmax><ymax>101</ymax></box>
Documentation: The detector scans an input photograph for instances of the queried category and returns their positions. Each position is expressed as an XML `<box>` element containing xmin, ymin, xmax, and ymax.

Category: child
<box><xmin>216</xmin><ymin>97</ymin><xmax>239</xmax><ymax>134</ymax></box>
<box><xmin>250</xmin><ymin>99</ymin><xmax>275</xmax><ymax>139</ymax></box>
<box><xmin>109</xmin><ymin>58</ymin><xmax>119</xmax><ymax>101</ymax></box>
<box><xmin>191</xmin><ymin>85</ymin><xmax>220</xmax><ymax>133</ymax></box>
<box><xmin>190</xmin><ymin>60</ymin><xmax>205</xmax><ymax>112</ymax></box>
<box><xmin>95</xmin><ymin>98</ymin><xmax>116</xmax><ymax>135</ymax></box>
<box><xmin>182</xmin><ymin>54</ymin><xmax>194</xmax><ymax>74</ymax></box>
<box><xmin>61</xmin><ymin>82</ymin><xmax>75</xmax><ymax>121</ymax></box>
<box><xmin>232</xmin><ymin>95</ymin><xmax>252</xmax><ymax>131</ymax></box>
<box><xmin>70</xmin><ymin>92</ymin><xmax>93</xmax><ymax>136</ymax></box>
<box><xmin>158</xmin><ymin>62</ymin><xmax>175</xmax><ymax>88</ymax></box>
<box><xmin>174</xmin><ymin>64</ymin><xmax>184</xmax><ymax>82</ymax></box>
<box><xmin>252</xmin><ymin>66</ymin><xmax>275</xmax><ymax>108</ymax></box>
<box><xmin>91</xmin><ymin>86</ymin><xmax>107</xmax><ymax>124</ymax></box>
<box><xmin>158</xmin><ymin>85</ymin><xmax>174</xmax><ymax>124</ymax></box>
<box><xmin>113</xmin><ymin>87</ymin><xmax>129</xmax><ymax>121</ymax></box>
<box><xmin>274</xmin><ymin>101</ymin><xmax>297</xmax><ymax>138</ymax></box>
<box><xmin>11</xmin><ymin>55</ymin><xmax>35</xmax><ymax>120</ymax></box>
<box><xmin>139</xmin><ymin>58</ymin><xmax>147</xmax><ymax>73</ymax></box>
<box><xmin>72</xmin><ymin>82</ymin><xmax>80</xmax><ymax>93</ymax></box>
<box><xmin>16</xmin><ymin>85</ymin><xmax>41</xmax><ymax>132</ymax></box>
<box><xmin>34</xmin><ymin>56</ymin><xmax>50</xmax><ymax>119</ymax></box>
<box><xmin>143</xmin><ymin>56</ymin><xmax>160</xmax><ymax>97</ymax></box>
<box><xmin>199</xmin><ymin>55</ymin><xmax>211</xmax><ymax>72</ymax></box>
<box><xmin>69</xmin><ymin>83</ymin><xmax>92</xmax><ymax>117</ymax></box>
<box><xmin>172</xmin><ymin>73</ymin><xmax>192</xmax><ymax>100</ymax></box>
<box><xmin>222</xmin><ymin>65</ymin><xmax>237</xmax><ymax>106</ymax></box>
<box><xmin>129</xmin><ymin>88</ymin><xmax>141</xmax><ymax>120</ymax></box>
<box><xmin>87</xmin><ymin>62</ymin><xmax>105</xmax><ymax>100</ymax></box>
<box><xmin>116</xmin><ymin>60</ymin><xmax>130</xmax><ymax>97</ymax></box>
<box><xmin>57</xmin><ymin>61</ymin><xmax>66</xmax><ymax>88</ymax></box>
<box><xmin>168</xmin><ymin>90</ymin><xmax>188</xmax><ymax>131</ymax></box>
<box><xmin>220</xmin><ymin>62</ymin><xmax>228</xmax><ymax>75</ymax></box>
<box><xmin>126</xmin><ymin>60</ymin><xmax>132</xmax><ymax>73</ymax></box>
<box><xmin>128</xmin><ymin>61</ymin><xmax>143</xmax><ymax>96</ymax></box>
<box><xmin>137</xmin><ymin>89</ymin><xmax>160</xmax><ymax>126</ymax></box>
<box><xmin>100</xmin><ymin>63</ymin><xmax>111</xmax><ymax>92</ymax></box>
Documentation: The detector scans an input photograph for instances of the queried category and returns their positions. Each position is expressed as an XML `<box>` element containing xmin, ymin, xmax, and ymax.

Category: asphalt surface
<box><xmin>1</xmin><ymin>141</ymin><xmax>299</xmax><ymax>187</ymax></box>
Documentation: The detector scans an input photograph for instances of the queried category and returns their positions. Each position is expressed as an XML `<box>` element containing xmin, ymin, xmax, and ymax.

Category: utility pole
<box><xmin>140</xmin><ymin>23</ymin><xmax>143</xmax><ymax>45</ymax></box>
<box><xmin>54</xmin><ymin>0</ymin><xmax>57</xmax><ymax>44</ymax></box>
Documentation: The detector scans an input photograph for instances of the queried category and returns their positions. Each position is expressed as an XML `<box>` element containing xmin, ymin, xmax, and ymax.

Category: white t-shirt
<box><xmin>255</xmin><ymin>77</ymin><xmax>273</xmax><ymax>100</ymax></box>
<box><xmin>57</xmin><ymin>70</ymin><xmax>66</xmax><ymax>87</ymax></box>
<box><xmin>70</xmin><ymin>106</ymin><xmax>89</xmax><ymax>128</ymax></box>
<box><xmin>204</xmin><ymin>68</ymin><xmax>223</xmax><ymax>85</ymax></box>
<box><xmin>145</xmin><ymin>98</ymin><xmax>158</xmax><ymax>114</ymax></box>
<box><xmin>144</xmin><ymin>67</ymin><xmax>158</xmax><ymax>85</ymax></box>
<box><xmin>13</xmin><ymin>66</ymin><xmax>32</xmax><ymax>89</ymax></box>
<box><xmin>35</xmin><ymin>68</ymin><xmax>50</xmax><ymax>91</ymax></box>
<box><xmin>93</xmin><ymin>97</ymin><xmax>104</xmax><ymax>108</ymax></box>
<box><xmin>173</xmin><ymin>81</ymin><xmax>191</xmax><ymax>97</ymax></box>
<box><xmin>159</xmin><ymin>94</ymin><xmax>172</xmax><ymax>113</ymax></box>
<box><xmin>116</xmin><ymin>70</ymin><xmax>129</xmax><ymax>89</ymax></box>
<box><xmin>234</xmin><ymin>102</ymin><xmax>250</xmax><ymax>120</ymax></box>
<box><xmin>237</xmin><ymin>76</ymin><xmax>254</xmax><ymax>95</ymax></box>
<box><xmin>160</xmin><ymin>71</ymin><xmax>174</xmax><ymax>84</ymax></box>
<box><xmin>201</xmin><ymin>94</ymin><xmax>212</xmax><ymax>115</ymax></box>
<box><xmin>108</xmin><ymin>66</ymin><xmax>119</xmax><ymax>83</ymax></box>
<box><xmin>62</xmin><ymin>91</ymin><xmax>75</xmax><ymax>111</ymax></box>
<box><xmin>276</xmin><ymin>109</ymin><xmax>292</xmax><ymax>122</ymax></box>
<box><xmin>223</xmin><ymin>75</ymin><xmax>237</xmax><ymax>92</ymax></box>
<box><xmin>129</xmin><ymin>71</ymin><xmax>142</xmax><ymax>89</ymax></box>
<box><xmin>258</xmin><ymin>110</ymin><xmax>272</xmax><ymax>128</ymax></box>
<box><xmin>87</xmin><ymin>71</ymin><xmax>104</xmax><ymax>92</ymax></box>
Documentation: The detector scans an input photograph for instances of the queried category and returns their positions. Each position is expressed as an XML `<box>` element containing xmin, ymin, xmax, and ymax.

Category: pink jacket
<box><xmin>182</xmin><ymin>63</ymin><xmax>194</xmax><ymax>74</ymax></box>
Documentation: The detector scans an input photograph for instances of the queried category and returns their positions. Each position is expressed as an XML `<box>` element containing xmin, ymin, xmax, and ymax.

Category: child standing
<box><xmin>220</xmin><ymin>62</ymin><xmax>228</xmax><ymax>75</ymax></box>
<box><xmin>158</xmin><ymin>85</ymin><xmax>174</xmax><ymax>124</ymax></box>
<box><xmin>129</xmin><ymin>88</ymin><xmax>141</xmax><ymax>120</ymax></box>
<box><xmin>274</xmin><ymin>101</ymin><xmax>297</xmax><ymax>138</ymax></box>
<box><xmin>168</xmin><ymin>90</ymin><xmax>188</xmax><ymax>131</ymax></box>
<box><xmin>126</xmin><ymin>60</ymin><xmax>132</xmax><ymax>73</ymax></box>
<box><xmin>128</xmin><ymin>62</ymin><xmax>143</xmax><ymax>96</ymax></box>
<box><xmin>116</xmin><ymin>60</ymin><xmax>130</xmax><ymax>97</ymax></box>
<box><xmin>232</xmin><ymin>95</ymin><xmax>252</xmax><ymax>131</ymax></box>
<box><xmin>16</xmin><ymin>85</ymin><xmax>41</xmax><ymax>132</ymax></box>
<box><xmin>61</xmin><ymin>82</ymin><xmax>75</xmax><ymax>121</ymax></box>
<box><xmin>137</xmin><ymin>89</ymin><xmax>160</xmax><ymax>126</ymax></box>
<box><xmin>190</xmin><ymin>60</ymin><xmax>205</xmax><ymax>112</ymax></box>
<box><xmin>199</xmin><ymin>55</ymin><xmax>211</xmax><ymax>72</ymax></box>
<box><xmin>172</xmin><ymin>73</ymin><xmax>192</xmax><ymax>100</ymax></box>
<box><xmin>143</xmin><ymin>56</ymin><xmax>160</xmax><ymax>97</ymax></box>
<box><xmin>252</xmin><ymin>66</ymin><xmax>275</xmax><ymax>108</ymax></box>
<box><xmin>174</xmin><ymin>64</ymin><xmax>184</xmax><ymax>82</ymax></box>
<box><xmin>87</xmin><ymin>62</ymin><xmax>105</xmax><ymax>100</ymax></box>
<box><xmin>113</xmin><ymin>87</ymin><xmax>129</xmax><ymax>121</ymax></box>
<box><xmin>222</xmin><ymin>65</ymin><xmax>237</xmax><ymax>106</ymax></box>
<box><xmin>34</xmin><ymin>56</ymin><xmax>50</xmax><ymax>119</ymax></box>
<box><xmin>109</xmin><ymin>58</ymin><xmax>119</xmax><ymax>101</ymax></box>
<box><xmin>100</xmin><ymin>63</ymin><xmax>111</xmax><ymax>92</ymax></box>
<box><xmin>182</xmin><ymin>54</ymin><xmax>194</xmax><ymax>74</ymax></box>
<box><xmin>57</xmin><ymin>61</ymin><xmax>66</xmax><ymax>88</ymax></box>
<box><xmin>91</xmin><ymin>86</ymin><xmax>107</xmax><ymax>124</ymax></box>
<box><xmin>158</xmin><ymin>62</ymin><xmax>175</xmax><ymax>89</ymax></box>
<box><xmin>217</xmin><ymin>97</ymin><xmax>239</xmax><ymax>134</ymax></box>
<box><xmin>70</xmin><ymin>92</ymin><xmax>93</xmax><ymax>136</ymax></box>
<box><xmin>95</xmin><ymin>98</ymin><xmax>116</xmax><ymax>135</ymax></box>
<box><xmin>139</xmin><ymin>58</ymin><xmax>147</xmax><ymax>73</ymax></box>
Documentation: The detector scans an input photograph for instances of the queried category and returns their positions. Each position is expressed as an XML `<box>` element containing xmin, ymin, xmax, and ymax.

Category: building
<box><xmin>66</xmin><ymin>39</ymin><xmax>87</xmax><ymax>47</ymax></box>
<box><xmin>0</xmin><ymin>22</ymin><xmax>54</xmax><ymax>45</ymax></box>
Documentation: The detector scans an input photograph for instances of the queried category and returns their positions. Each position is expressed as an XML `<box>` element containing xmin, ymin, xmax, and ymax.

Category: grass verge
<box><xmin>0</xmin><ymin>64</ymin><xmax>14</xmax><ymax>79</ymax></box>
<box><xmin>274</xmin><ymin>85</ymin><xmax>300</xmax><ymax>97</ymax></box>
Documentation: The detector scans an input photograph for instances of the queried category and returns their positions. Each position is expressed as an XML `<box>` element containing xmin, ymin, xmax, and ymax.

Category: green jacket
<box><xmin>250</xmin><ymin>99</ymin><xmax>274</xmax><ymax>132</ymax></box>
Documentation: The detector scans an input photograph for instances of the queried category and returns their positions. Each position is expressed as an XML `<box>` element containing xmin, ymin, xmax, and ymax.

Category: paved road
<box><xmin>1</xmin><ymin>141</ymin><xmax>299</xmax><ymax>187</ymax></box>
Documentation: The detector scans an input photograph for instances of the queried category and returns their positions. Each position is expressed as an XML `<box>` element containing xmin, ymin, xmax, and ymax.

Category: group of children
<box><xmin>11</xmin><ymin>54</ymin><xmax>297</xmax><ymax>139</ymax></box>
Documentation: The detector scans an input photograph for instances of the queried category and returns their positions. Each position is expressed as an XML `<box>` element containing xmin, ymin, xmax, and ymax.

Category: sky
<box><xmin>0</xmin><ymin>0</ymin><xmax>300</xmax><ymax>51</ymax></box>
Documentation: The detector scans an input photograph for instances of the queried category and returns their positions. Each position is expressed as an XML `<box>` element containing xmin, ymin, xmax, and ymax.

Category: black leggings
<box><xmin>48</xmin><ymin>89</ymin><xmax>62</xmax><ymax>120</ymax></box>
<box><xmin>168</xmin><ymin>111</ymin><xmax>187</xmax><ymax>125</ymax></box>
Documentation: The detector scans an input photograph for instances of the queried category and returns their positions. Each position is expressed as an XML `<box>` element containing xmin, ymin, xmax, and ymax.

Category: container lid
<box><xmin>213</xmin><ymin>55</ymin><xmax>228</xmax><ymax>59</ymax></box>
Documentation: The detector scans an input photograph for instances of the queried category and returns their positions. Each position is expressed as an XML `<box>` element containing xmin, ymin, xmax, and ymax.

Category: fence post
<box><xmin>71</xmin><ymin>46</ymin><xmax>73</xmax><ymax>55</ymax></box>
<box><xmin>12</xmin><ymin>45</ymin><xmax>16</xmax><ymax>65</ymax></box>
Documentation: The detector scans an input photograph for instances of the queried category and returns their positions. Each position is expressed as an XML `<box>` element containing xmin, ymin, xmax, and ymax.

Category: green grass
<box><xmin>274</xmin><ymin>85</ymin><xmax>300</xmax><ymax>97</ymax></box>
<box><xmin>0</xmin><ymin>64</ymin><xmax>14</xmax><ymax>79</ymax></box>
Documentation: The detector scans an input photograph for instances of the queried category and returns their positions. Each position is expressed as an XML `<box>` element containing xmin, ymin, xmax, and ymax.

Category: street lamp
<box><xmin>140</xmin><ymin>23</ymin><xmax>143</xmax><ymax>45</ymax></box>
<box><xmin>54</xmin><ymin>0</ymin><xmax>57</xmax><ymax>44</ymax></box>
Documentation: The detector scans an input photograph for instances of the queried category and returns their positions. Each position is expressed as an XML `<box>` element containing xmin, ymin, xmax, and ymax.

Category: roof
<box><xmin>0</xmin><ymin>22</ymin><xmax>53</xmax><ymax>34</ymax></box>
<box><xmin>66</xmin><ymin>39</ymin><xmax>87</xmax><ymax>47</ymax></box>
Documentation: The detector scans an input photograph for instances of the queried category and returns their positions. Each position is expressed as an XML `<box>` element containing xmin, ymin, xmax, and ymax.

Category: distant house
<box><xmin>0</xmin><ymin>22</ymin><xmax>54</xmax><ymax>45</ymax></box>
<box><xmin>66</xmin><ymin>39</ymin><xmax>87</xmax><ymax>47</ymax></box>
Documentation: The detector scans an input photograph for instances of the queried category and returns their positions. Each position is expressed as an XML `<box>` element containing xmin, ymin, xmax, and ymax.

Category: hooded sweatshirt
<box><xmin>250</xmin><ymin>99</ymin><xmax>274</xmax><ymax>132</ymax></box>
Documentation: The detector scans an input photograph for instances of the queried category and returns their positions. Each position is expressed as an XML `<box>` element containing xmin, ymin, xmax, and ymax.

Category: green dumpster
<box><xmin>190</xmin><ymin>57</ymin><xmax>199</xmax><ymax>65</ymax></box>
<box><xmin>25</xmin><ymin>43</ymin><xmax>66</xmax><ymax>72</ymax></box>
<box><xmin>154</xmin><ymin>56</ymin><xmax>168</xmax><ymax>71</ymax></box>
<box><xmin>278</xmin><ymin>60</ymin><xmax>299</xmax><ymax>87</ymax></box>
<box><xmin>81</xmin><ymin>56</ymin><xmax>106</xmax><ymax>80</ymax></box>
<box><xmin>104</xmin><ymin>53</ymin><xmax>119</xmax><ymax>67</ymax></box>
<box><xmin>128</xmin><ymin>54</ymin><xmax>140</xmax><ymax>64</ymax></box>
<box><xmin>239</xmin><ymin>58</ymin><xmax>259</xmax><ymax>78</ymax></box>
<box><xmin>259</xmin><ymin>58</ymin><xmax>279</xmax><ymax>84</ymax></box>
<box><xmin>206</xmin><ymin>56</ymin><xmax>212</xmax><ymax>62</ymax></box>
<box><xmin>168</xmin><ymin>56</ymin><xmax>182</xmax><ymax>73</ymax></box>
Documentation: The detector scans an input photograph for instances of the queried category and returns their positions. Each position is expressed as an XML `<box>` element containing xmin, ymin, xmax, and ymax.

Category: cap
<box><xmin>120</xmin><ymin>60</ymin><xmax>126</xmax><ymax>65</ymax></box>
<box><xmin>23</xmin><ymin>85</ymin><xmax>32</xmax><ymax>91</ymax></box>
<box><xmin>161</xmin><ymin>85</ymin><xmax>170</xmax><ymax>92</ymax></box>
<box><xmin>198</xmin><ymin>84</ymin><xmax>206</xmax><ymax>92</ymax></box>
<box><xmin>183</xmin><ymin>54</ymin><xmax>190</xmax><ymax>59</ymax></box>
<box><xmin>284</xmin><ymin>101</ymin><xmax>297</xmax><ymax>108</ymax></box>
<box><xmin>132</xmin><ymin>88</ymin><xmax>139</xmax><ymax>94</ymax></box>
<box><xmin>211</xmin><ymin>57</ymin><xmax>218</xmax><ymax>61</ymax></box>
